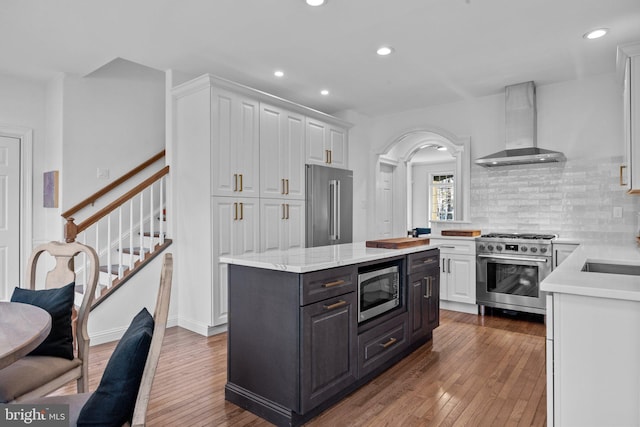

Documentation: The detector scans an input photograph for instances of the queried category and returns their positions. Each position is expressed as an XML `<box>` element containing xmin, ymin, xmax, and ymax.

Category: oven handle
<box><xmin>478</xmin><ymin>254</ymin><xmax>548</xmax><ymax>263</ymax></box>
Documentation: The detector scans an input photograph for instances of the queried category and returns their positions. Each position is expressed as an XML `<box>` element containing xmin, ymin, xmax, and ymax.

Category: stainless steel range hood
<box><xmin>475</xmin><ymin>81</ymin><xmax>566</xmax><ymax>167</ymax></box>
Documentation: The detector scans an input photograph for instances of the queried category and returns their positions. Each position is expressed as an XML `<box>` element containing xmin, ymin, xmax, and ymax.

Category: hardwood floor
<box><xmin>57</xmin><ymin>309</ymin><xmax>547</xmax><ymax>426</ymax></box>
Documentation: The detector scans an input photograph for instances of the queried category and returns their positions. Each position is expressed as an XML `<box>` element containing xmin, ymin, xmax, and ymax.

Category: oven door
<box><xmin>476</xmin><ymin>254</ymin><xmax>550</xmax><ymax>312</ymax></box>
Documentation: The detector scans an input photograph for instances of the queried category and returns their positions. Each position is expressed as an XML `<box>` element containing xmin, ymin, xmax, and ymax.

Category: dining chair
<box><xmin>0</xmin><ymin>241</ymin><xmax>99</xmax><ymax>403</ymax></box>
<box><xmin>20</xmin><ymin>252</ymin><xmax>173</xmax><ymax>427</ymax></box>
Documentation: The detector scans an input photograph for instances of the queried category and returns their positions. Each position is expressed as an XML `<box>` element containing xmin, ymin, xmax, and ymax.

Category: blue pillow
<box><xmin>77</xmin><ymin>308</ymin><xmax>154</xmax><ymax>427</ymax></box>
<box><xmin>11</xmin><ymin>282</ymin><xmax>75</xmax><ymax>360</ymax></box>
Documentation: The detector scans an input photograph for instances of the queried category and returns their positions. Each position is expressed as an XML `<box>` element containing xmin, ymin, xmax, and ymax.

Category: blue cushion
<box><xmin>77</xmin><ymin>308</ymin><xmax>154</xmax><ymax>427</ymax></box>
<box><xmin>11</xmin><ymin>282</ymin><xmax>75</xmax><ymax>360</ymax></box>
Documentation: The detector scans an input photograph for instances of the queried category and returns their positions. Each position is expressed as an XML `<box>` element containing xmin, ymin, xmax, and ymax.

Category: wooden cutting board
<box><xmin>366</xmin><ymin>237</ymin><xmax>430</xmax><ymax>249</ymax></box>
<box><xmin>440</xmin><ymin>229</ymin><xmax>482</xmax><ymax>237</ymax></box>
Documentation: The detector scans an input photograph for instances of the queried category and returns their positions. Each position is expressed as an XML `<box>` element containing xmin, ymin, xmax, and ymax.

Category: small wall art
<box><xmin>43</xmin><ymin>170</ymin><xmax>59</xmax><ymax>208</ymax></box>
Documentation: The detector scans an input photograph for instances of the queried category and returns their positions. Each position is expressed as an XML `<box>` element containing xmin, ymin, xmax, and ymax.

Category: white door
<box><xmin>377</xmin><ymin>164</ymin><xmax>394</xmax><ymax>238</ymax></box>
<box><xmin>0</xmin><ymin>136</ymin><xmax>20</xmax><ymax>300</ymax></box>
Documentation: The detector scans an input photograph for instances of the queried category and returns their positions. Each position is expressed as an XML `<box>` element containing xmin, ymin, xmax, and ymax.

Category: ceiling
<box><xmin>2</xmin><ymin>0</ymin><xmax>640</xmax><ymax>117</ymax></box>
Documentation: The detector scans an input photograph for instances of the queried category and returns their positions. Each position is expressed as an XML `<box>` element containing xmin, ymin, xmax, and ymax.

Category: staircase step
<box><xmin>99</xmin><ymin>264</ymin><xmax>128</xmax><ymax>275</ymax></box>
<box><xmin>118</xmin><ymin>247</ymin><xmax>150</xmax><ymax>256</ymax></box>
<box><xmin>139</xmin><ymin>231</ymin><xmax>166</xmax><ymax>238</ymax></box>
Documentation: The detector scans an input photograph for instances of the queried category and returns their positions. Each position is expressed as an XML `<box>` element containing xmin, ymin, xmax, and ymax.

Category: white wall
<box><xmin>0</xmin><ymin>73</ymin><xmax>54</xmax><ymax>246</ymax></box>
<box><xmin>351</xmin><ymin>73</ymin><xmax>632</xmax><ymax>242</ymax></box>
<box><xmin>60</xmin><ymin>60</ymin><xmax>166</xmax><ymax>210</ymax></box>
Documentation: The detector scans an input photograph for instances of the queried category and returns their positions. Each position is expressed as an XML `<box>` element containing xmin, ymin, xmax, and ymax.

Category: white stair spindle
<box><xmin>95</xmin><ymin>222</ymin><xmax>100</xmax><ymax>299</ymax></box>
<box><xmin>107</xmin><ymin>213</ymin><xmax>112</xmax><ymax>288</ymax></box>
<box><xmin>129</xmin><ymin>200</ymin><xmax>134</xmax><ymax>270</ymax></box>
<box><xmin>160</xmin><ymin>177</ymin><xmax>165</xmax><ymax>245</ymax></box>
<box><xmin>81</xmin><ymin>233</ymin><xmax>87</xmax><ymax>289</ymax></box>
<box><xmin>139</xmin><ymin>190</ymin><xmax>144</xmax><ymax>263</ymax></box>
<box><xmin>118</xmin><ymin>207</ymin><xmax>123</xmax><ymax>279</ymax></box>
<box><xmin>150</xmin><ymin>182</ymin><xmax>155</xmax><ymax>254</ymax></box>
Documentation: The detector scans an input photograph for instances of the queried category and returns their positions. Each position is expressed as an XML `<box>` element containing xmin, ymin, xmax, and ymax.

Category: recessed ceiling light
<box><xmin>377</xmin><ymin>46</ymin><xmax>394</xmax><ymax>56</ymax></box>
<box><xmin>306</xmin><ymin>0</ymin><xmax>326</xmax><ymax>6</ymax></box>
<box><xmin>274</xmin><ymin>70</ymin><xmax>284</xmax><ymax>77</ymax></box>
<box><xmin>583</xmin><ymin>28</ymin><xmax>608</xmax><ymax>40</ymax></box>
<box><xmin>320</xmin><ymin>89</ymin><xmax>329</xmax><ymax>96</ymax></box>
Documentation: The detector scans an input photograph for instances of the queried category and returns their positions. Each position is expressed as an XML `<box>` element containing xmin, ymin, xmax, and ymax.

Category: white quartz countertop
<box><xmin>219</xmin><ymin>241</ymin><xmax>439</xmax><ymax>273</ymax></box>
<box><xmin>541</xmin><ymin>243</ymin><xmax>640</xmax><ymax>302</ymax></box>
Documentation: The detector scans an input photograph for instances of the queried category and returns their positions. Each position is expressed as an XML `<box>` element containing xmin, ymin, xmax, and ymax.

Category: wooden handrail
<box><xmin>65</xmin><ymin>166</ymin><xmax>169</xmax><ymax>242</ymax></box>
<box><xmin>62</xmin><ymin>150</ymin><xmax>166</xmax><ymax>219</ymax></box>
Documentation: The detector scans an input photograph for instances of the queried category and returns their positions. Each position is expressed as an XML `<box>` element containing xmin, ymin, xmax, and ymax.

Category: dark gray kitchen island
<box><xmin>220</xmin><ymin>242</ymin><xmax>440</xmax><ymax>426</ymax></box>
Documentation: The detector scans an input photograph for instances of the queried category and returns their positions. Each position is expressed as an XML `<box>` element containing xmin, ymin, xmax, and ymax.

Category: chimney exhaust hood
<box><xmin>475</xmin><ymin>81</ymin><xmax>566</xmax><ymax>167</ymax></box>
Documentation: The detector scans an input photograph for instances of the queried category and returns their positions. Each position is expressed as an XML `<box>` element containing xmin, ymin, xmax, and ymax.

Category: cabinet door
<box><xmin>283</xmin><ymin>112</ymin><xmax>306</xmax><ymax>199</ymax></box>
<box><xmin>212</xmin><ymin>197</ymin><xmax>236</xmax><ymax>326</ymax></box>
<box><xmin>260</xmin><ymin>198</ymin><xmax>287</xmax><ymax>252</ymax></box>
<box><xmin>305</xmin><ymin>117</ymin><xmax>328</xmax><ymax>166</ymax></box>
<box><xmin>234</xmin><ymin>97</ymin><xmax>260</xmax><ymax>198</ymax></box>
<box><xmin>260</xmin><ymin>104</ymin><xmax>286</xmax><ymax>198</ymax></box>
<box><xmin>283</xmin><ymin>199</ymin><xmax>305</xmax><ymax>250</ymax></box>
<box><xmin>630</xmin><ymin>56</ymin><xmax>640</xmax><ymax>192</ymax></box>
<box><xmin>300</xmin><ymin>292</ymin><xmax>357</xmax><ymax>413</ymax></box>
<box><xmin>211</xmin><ymin>89</ymin><xmax>259</xmax><ymax>197</ymax></box>
<box><xmin>409</xmin><ymin>271</ymin><xmax>439</xmax><ymax>343</ymax></box>
<box><xmin>327</xmin><ymin>126</ymin><xmax>347</xmax><ymax>168</ymax></box>
<box><xmin>211</xmin><ymin>89</ymin><xmax>236</xmax><ymax>196</ymax></box>
<box><xmin>447</xmin><ymin>255</ymin><xmax>475</xmax><ymax>304</ymax></box>
<box><xmin>233</xmin><ymin>197</ymin><xmax>260</xmax><ymax>256</ymax></box>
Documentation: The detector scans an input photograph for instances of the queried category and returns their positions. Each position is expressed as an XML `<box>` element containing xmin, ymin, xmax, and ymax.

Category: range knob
<box><xmin>520</xmin><ymin>246</ymin><xmax>528</xmax><ymax>252</ymax></box>
<box><xmin>487</xmin><ymin>245</ymin><xmax>494</xmax><ymax>251</ymax></box>
<box><xmin>540</xmin><ymin>247</ymin><xmax>548</xmax><ymax>254</ymax></box>
<box><xmin>478</xmin><ymin>244</ymin><xmax>485</xmax><ymax>251</ymax></box>
<box><xmin>496</xmin><ymin>245</ymin><xmax>503</xmax><ymax>251</ymax></box>
<box><xmin>530</xmin><ymin>247</ymin><xmax>538</xmax><ymax>253</ymax></box>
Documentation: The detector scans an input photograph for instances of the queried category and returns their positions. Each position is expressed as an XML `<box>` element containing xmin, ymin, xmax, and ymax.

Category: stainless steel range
<box><xmin>476</xmin><ymin>233</ymin><xmax>556</xmax><ymax>315</ymax></box>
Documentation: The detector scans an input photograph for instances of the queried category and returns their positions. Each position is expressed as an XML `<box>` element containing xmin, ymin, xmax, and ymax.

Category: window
<box><xmin>430</xmin><ymin>173</ymin><xmax>454</xmax><ymax>221</ymax></box>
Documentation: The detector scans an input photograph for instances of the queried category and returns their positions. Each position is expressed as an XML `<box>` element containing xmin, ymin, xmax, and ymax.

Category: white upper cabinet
<box><xmin>618</xmin><ymin>42</ymin><xmax>640</xmax><ymax>193</ymax></box>
<box><xmin>260</xmin><ymin>104</ymin><xmax>306</xmax><ymax>199</ymax></box>
<box><xmin>305</xmin><ymin>117</ymin><xmax>348</xmax><ymax>168</ymax></box>
<box><xmin>211</xmin><ymin>88</ymin><xmax>260</xmax><ymax>198</ymax></box>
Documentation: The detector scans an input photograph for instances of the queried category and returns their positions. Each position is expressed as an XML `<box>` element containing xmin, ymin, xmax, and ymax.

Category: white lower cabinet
<box><xmin>430</xmin><ymin>238</ymin><xmax>476</xmax><ymax>311</ymax></box>
<box><xmin>260</xmin><ymin>198</ymin><xmax>305</xmax><ymax>252</ymax></box>
<box><xmin>547</xmin><ymin>292</ymin><xmax>640</xmax><ymax>426</ymax></box>
<box><xmin>212</xmin><ymin>197</ymin><xmax>260</xmax><ymax>326</ymax></box>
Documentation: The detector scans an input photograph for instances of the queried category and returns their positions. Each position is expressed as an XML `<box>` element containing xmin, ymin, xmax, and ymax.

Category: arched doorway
<box><xmin>375</xmin><ymin>128</ymin><xmax>470</xmax><ymax>237</ymax></box>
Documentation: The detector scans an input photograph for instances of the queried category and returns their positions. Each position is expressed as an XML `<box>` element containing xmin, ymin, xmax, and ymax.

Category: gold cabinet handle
<box><xmin>282</xmin><ymin>178</ymin><xmax>286</xmax><ymax>195</ymax></box>
<box><xmin>325</xmin><ymin>149</ymin><xmax>330</xmax><ymax>164</ymax></box>
<box><xmin>324</xmin><ymin>300</ymin><xmax>347</xmax><ymax>310</ymax></box>
<box><xmin>322</xmin><ymin>279</ymin><xmax>345</xmax><ymax>288</ymax></box>
<box><xmin>285</xmin><ymin>179</ymin><xmax>289</xmax><ymax>195</ymax></box>
<box><xmin>239</xmin><ymin>174</ymin><xmax>243</xmax><ymax>192</ymax></box>
<box><xmin>234</xmin><ymin>202</ymin><xmax>238</xmax><ymax>220</ymax></box>
<box><xmin>286</xmin><ymin>203</ymin><xmax>289</xmax><ymax>219</ymax></box>
<box><xmin>233</xmin><ymin>174</ymin><xmax>238</xmax><ymax>192</ymax></box>
<box><xmin>380</xmin><ymin>337</ymin><xmax>397</xmax><ymax>349</ymax></box>
<box><xmin>239</xmin><ymin>202</ymin><xmax>244</xmax><ymax>220</ymax></box>
<box><xmin>329</xmin><ymin>150</ymin><xmax>332</xmax><ymax>164</ymax></box>
<box><xmin>620</xmin><ymin>165</ymin><xmax>627</xmax><ymax>186</ymax></box>
<box><xmin>282</xmin><ymin>203</ymin><xmax>286</xmax><ymax>220</ymax></box>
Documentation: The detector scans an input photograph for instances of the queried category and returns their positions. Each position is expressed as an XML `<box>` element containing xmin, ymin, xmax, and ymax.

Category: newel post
<box><xmin>64</xmin><ymin>217</ymin><xmax>78</xmax><ymax>243</ymax></box>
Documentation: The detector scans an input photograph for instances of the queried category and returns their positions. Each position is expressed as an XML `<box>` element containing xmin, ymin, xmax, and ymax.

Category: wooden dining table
<box><xmin>0</xmin><ymin>301</ymin><xmax>52</xmax><ymax>370</ymax></box>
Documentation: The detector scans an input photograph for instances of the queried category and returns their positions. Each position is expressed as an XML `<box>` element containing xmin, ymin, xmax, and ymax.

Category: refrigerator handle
<box><xmin>336</xmin><ymin>180</ymin><xmax>341</xmax><ymax>240</ymax></box>
<box><xmin>329</xmin><ymin>179</ymin><xmax>338</xmax><ymax>241</ymax></box>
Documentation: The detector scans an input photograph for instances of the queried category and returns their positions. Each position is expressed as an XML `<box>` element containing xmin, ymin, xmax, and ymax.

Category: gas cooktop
<box><xmin>479</xmin><ymin>233</ymin><xmax>557</xmax><ymax>240</ymax></box>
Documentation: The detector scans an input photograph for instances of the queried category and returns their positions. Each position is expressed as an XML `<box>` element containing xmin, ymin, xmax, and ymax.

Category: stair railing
<box><xmin>62</xmin><ymin>151</ymin><xmax>169</xmax><ymax>301</ymax></box>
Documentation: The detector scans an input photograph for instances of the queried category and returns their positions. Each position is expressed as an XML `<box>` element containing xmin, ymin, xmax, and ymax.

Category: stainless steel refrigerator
<box><xmin>306</xmin><ymin>164</ymin><xmax>353</xmax><ymax>247</ymax></box>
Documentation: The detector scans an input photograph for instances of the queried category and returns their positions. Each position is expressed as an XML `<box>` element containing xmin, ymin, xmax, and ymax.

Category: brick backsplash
<box><xmin>437</xmin><ymin>156</ymin><xmax>640</xmax><ymax>243</ymax></box>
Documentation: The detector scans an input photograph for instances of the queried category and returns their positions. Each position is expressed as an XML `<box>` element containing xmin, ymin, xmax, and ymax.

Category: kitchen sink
<box><xmin>582</xmin><ymin>262</ymin><xmax>640</xmax><ymax>276</ymax></box>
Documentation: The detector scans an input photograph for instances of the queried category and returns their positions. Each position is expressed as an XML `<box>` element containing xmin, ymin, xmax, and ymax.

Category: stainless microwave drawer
<box><xmin>300</xmin><ymin>265</ymin><xmax>357</xmax><ymax>306</ymax></box>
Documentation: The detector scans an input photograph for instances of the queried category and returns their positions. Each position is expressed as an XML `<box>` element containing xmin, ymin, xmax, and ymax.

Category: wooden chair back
<box><xmin>128</xmin><ymin>252</ymin><xmax>173</xmax><ymax>427</ymax></box>
<box><xmin>24</xmin><ymin>241</ymin><xmax>100</xmax><ymax>392</ymax></box>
